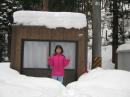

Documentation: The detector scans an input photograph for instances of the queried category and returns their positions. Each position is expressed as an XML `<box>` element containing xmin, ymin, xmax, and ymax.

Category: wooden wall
<box><xmin>11</xmin><ymin>25</ymin><xmax>88</xmax><ymax>77</ymax></box>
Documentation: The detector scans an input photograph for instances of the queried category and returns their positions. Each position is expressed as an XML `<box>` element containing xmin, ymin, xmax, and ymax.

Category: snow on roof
<box><xmin>117</xmin><ymin>41</ymin><xmax>130</xmax><ymax>53</ymax></box>
<box><xmin>13</xmin><ymin>11</ymin><xmax>87</xmax><ymax>29</ymax></box>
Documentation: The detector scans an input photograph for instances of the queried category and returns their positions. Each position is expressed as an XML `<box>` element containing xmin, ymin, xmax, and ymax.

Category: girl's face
<box><xmin>56</xmin><ymin>48</ymin><xmax>62</xmax><ymax>54</ymax></box>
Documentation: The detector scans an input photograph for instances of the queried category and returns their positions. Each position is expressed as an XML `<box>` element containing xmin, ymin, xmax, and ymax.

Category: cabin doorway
<box><xmin>21</xmin><ymin>40</ymin><xmax>77</xmax><ymax>85</ymax></box>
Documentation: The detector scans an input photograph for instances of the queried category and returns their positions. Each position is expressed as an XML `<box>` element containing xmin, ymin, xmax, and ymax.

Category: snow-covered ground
<box><xmin>0</xmin><ymin>63</ymin><xmax>65</xmax><ymax>97</ymax></box>
<box><xmin>88</xmin><ymin>45</ymin><xmax>115</xmax><ymax>70</ymax></box>
<box><xmin>66</xmin><ymin>68</ymin><xmax>130</xmax><ymax>97</ymax></box>
<box><xmin>0</xmin><ymin>62</ymin><xmax>130</xmax><ymax>97</ymax></box>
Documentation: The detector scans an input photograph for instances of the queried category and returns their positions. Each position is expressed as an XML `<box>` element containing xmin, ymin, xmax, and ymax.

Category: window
<box><xmin>23</xmin><ymin>41</ymin><xmax>49</xmax><ymax>68</ymax></box>
<box><xmin>23</xmin><ymin>41</ymin><xmax>76</xmax><ymax>69</ymax></box>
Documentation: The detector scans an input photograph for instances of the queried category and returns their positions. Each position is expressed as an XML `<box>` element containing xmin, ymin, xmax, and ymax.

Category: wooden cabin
<box><xmin>11</xmin><ymin>11</ymin><xmax>88</xmax><ymax>85</ymax></box>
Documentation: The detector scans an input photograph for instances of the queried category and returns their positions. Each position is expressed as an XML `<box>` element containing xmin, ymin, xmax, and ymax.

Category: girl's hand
<box><xmin>67</xmin><ymin>56</ymin><xmax>71</xmax><ymax>60</ymax></box>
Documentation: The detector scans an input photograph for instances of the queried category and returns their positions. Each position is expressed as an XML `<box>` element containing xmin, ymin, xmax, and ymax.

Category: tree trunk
<box><xmin>112</xmin><ymin>0</ymin><xmax>118</xmax><ymax>69</ymax></box>
<box><xmin>92</xmin><ymin>0</ymin><xmax>102</xmax><ymax>69</ymax></box>
<box><xmin>8</xmin><ymin>26</ymin><xmax>12</xmax><ymax>61</ymax></box>
<box><xmin>43</xmin><ymin>0</ymin><xmax>48</xmax><ymax>11</ymax></box>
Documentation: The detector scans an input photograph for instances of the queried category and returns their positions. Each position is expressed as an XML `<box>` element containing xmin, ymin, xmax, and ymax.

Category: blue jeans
<box><xmin>52</xmin><ymin>76</ymin><xmax>63</xmax><ymax>83</ymax></box>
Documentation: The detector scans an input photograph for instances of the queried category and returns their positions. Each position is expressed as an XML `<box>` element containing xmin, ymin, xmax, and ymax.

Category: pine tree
<box><xmin>0</xmin><ymin>0</ymin><xmax>22</xmax><ymax>62</ymax></box>
<box><xmin>48</xmin><ymin>0</ymin><xmax>75</xmax><ymax>12</ymax></box>
<box><xmin>21</xmin><ymin>0</ymin><xmax>43</xmax><ymax>10</ymax></box>
<box><xmin>108</xmin><ymin>0</ymin><xmax>130</xmax><ymax>68</ymax></box>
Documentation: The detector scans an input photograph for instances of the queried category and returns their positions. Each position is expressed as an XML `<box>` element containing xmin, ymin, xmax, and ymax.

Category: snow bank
<box><xmin>1</xmin><ymin>63</ymin><xmax>130</xmax><ymax>97</ymax></box>
<box><xmin>117</xmin><ymin>41</ymin><xmax>130</xmax><ymax>52</ymax></box>
<box><xmin>13</xmin><ymin>11</ymin><xmax>87</xmax><ymax>29</ymax></box>
<box><xmin>0</xmin><ymin>63</ymin><xmax>65</xmax><ymax>97</ymax></box>
<box><xmin>66</xmin><ymin>68</ymin><xmax>130</xmax><ymax>97</ymax></box>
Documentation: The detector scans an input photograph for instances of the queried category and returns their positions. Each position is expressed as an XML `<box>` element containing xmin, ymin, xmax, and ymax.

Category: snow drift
<box><xmin>0</xmin><ymin>63</ymin><xmax>130</xmax><ymax>97</ymax></box>
<box><xmin>0</xmin><ymin>63</ymin><xmax>65</xmax><ymax>97</ymax></box>
<box><xmin>66</xmin><ymin>68</ymin><xmax>130</xmax><ymax>97</ymax></box>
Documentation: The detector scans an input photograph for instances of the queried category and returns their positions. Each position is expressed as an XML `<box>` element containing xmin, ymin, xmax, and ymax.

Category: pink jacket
<box><xmin>48</xmin><ymin>54</ymin><xmax>70</xmax><ymax>76</ymax></box>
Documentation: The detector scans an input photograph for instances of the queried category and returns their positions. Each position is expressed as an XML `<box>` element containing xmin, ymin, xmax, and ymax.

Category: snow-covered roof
<box><xmin>117</xmin><ymin>41</ymin><xmax>130</xmax><ymax>53</ymax></box>
<box><xmin>13</xmin><ymin>11</ymin><xmax>87</xmax><ymax>29</ymax></box>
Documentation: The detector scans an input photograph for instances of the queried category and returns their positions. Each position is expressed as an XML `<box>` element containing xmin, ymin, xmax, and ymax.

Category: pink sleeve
<box><xmin>63</xmin><ymin>57</ymin><xmax>70</xmax><ymax>67</ymax></box>
<box><xmin>48</xmin><ymin>56</ymin><xmax>53</xmax><ymax>66</ymax></box>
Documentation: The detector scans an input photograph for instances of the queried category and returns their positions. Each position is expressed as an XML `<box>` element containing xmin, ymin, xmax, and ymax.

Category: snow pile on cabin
<box><xmin>117</xmin><ymin>41</ymin><xmax>130</xmax><ymax>52</ymax></box>
<box><xmin>0</xmin><ymin>62</ymin><xmax>130</xmax><ymax>97</ymax></box>
<box><xmin>13</xmin><ymin>11</ymin><xmax>87</xmax><ymax>29</ymax></box>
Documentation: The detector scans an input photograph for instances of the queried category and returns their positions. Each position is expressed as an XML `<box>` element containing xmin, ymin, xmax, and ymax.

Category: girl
<box><xmin>48</xmin><ymin>45</ymin><xmax>70</xmax><ymax>83</ymax></box>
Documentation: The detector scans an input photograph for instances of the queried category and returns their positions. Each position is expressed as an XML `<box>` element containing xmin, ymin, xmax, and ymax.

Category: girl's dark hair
<box><xmin>55</xmin><ymin>45</ymin><xmax>64</xmax><ymax>54</ymax></box>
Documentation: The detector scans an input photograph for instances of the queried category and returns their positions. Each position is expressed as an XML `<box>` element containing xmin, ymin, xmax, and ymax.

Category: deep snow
<box><xmin>66</xmin><ymin>68</ymin><xmax>130</xmax><ymax>97</ymax></box>
<box><xmin>0</xmin><ymin>63</ymin><xmax>65</xmax><ymax>97</ymax></box>
<box><xmin>0</xmin><ymin>62</ymin><xmax>130</xmax><ymax>97</ymax></box>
